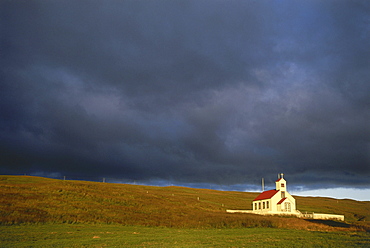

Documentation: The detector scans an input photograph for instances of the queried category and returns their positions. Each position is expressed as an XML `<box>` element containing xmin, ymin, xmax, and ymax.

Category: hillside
<box><xmin>0</xmin><ymin>176</ymin><xmax>369</xmax><ymax>231</ymax></box>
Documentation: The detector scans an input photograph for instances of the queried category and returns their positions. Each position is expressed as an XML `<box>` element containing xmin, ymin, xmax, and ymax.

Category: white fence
<box><xmin>300</xmin><ymin>212</ymin><xmax>345</xmax><ymax>221</ymax></box>
<box><xmin>227</xmin><ymin>209</ymin><xmax>345</xmax><ymax>221</ymax></box>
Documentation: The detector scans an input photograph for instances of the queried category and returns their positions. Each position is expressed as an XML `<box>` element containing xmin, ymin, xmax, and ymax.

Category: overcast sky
<box><xmin>1</xmin><ymin>0</ymin><xmax>369</xmax><ymax>197</ymax></box>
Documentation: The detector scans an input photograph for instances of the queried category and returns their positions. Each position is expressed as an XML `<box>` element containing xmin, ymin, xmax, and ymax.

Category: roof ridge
<box><xmin>277</xmin><ymin>197</ymin><xmax>287</xmax><ymax>204</ymax></box>
<box><xmin>253</xmin><ymin>189</ymin><xmax>279</xmax><ymax>201</ymax></box>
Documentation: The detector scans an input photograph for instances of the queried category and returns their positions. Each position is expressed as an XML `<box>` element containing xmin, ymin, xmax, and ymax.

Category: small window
<box><xmin>266</xmin><ymin>201</ymin><xmax>269</xmax><ymax>209</ymax></box>
<box><xmin>259</xmin><ymin>202</ymin><xmax>261</xmax><ymax>209</ymax></box>
<box><xmin>281</xmin><ymin>191</ymin><xmax>285</xmax><ymax>198</ymax></box>
<box><xmin>254</xmin><ymin>203</ymin><xmax>257</xmax><ymax>210</ymax></box>
<box><xmin>263</xmin><ymin>202</ymin><xmax>265</xmax><ymax>209</ymax></box>
<box><xmin>281</xmin><ymin>183</ymin><xmax>285</xmax><ymax>187</ymax></box>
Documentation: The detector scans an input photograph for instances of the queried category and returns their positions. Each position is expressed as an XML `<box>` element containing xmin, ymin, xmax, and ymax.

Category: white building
<box><xmin>227</xmin><ymin>173</ymin><xmax>344</xmax><ymax>221</ymax></box>
<box><xmin>252</xmin><ymin>173</ymin><xmax>299</xmax><ymax>215</ymax></box>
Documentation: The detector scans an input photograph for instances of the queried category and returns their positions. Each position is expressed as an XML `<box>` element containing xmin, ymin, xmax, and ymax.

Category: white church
<box><xmin>227</xmin><ymin>173</ymin><xmax>344</xmax><ymax>221</ymax></box>
<box><xmin>252</xmin><ymin>173</ymin><xmax>299</xmax><ymax>215</ymax></box>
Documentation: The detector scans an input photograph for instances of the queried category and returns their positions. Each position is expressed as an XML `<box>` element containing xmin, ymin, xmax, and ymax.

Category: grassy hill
<box><xmin>0</xmin><ymin>175</ymin><xmax>369</xmax><ymax>232</ymax></box>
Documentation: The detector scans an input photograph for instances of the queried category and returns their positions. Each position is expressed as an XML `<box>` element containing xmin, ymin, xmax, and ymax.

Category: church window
<box><xmin>266</xmin><ymin>201</ymin><xmax>269</xmax><ymax>209</ymax></box>
<box><xmin>263</xmin><ymin>202</ymin><xmax>265</xmax><ymax>209</ymax></box>
<box><xmin>285</xmin><ymin>202</ymin><xmax>291</xmax><ymax>212</ymax></box>
<box><xmin>281</xmin><ymin>191</ymin><xmax>285</xmax><ymax>198</ymax></box>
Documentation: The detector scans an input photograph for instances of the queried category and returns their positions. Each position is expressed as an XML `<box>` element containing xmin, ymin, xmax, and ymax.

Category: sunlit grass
<box><xmin>0</xmin><ymin>175</ymin><xmax>369</xmax><ymax>232</ymax></box>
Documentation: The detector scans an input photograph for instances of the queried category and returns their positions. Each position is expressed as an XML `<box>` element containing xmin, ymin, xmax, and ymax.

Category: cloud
<box><xmin>1</xmin><ymin>0</ymin><xmax>369</xmax><ymax>190</ymax></box>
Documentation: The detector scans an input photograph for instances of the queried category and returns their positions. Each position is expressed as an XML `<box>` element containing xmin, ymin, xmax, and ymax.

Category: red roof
<box><xmin>277</xmin><ymin>197</ymin><xmax>286</xmax><ymax>204</ymax></box>
<box><xmin>253</xmin><ymin>189</ymin><xmax>278</xmax><ymax>201</ymax></box>
<box><xmin>276</xmin><ymin>178</ymin><xmax>283</xmax><ymax>182</ymax></box>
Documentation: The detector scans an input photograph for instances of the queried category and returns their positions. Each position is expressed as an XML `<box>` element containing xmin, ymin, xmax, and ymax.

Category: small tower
<box><xmin>275</xmin><ymin>173</ymin><xmax>286</xmax><ymax>191</ymax></box>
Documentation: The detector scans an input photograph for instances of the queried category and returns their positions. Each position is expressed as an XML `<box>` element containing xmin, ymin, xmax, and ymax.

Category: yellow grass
<box><xmin>0</xmin><ymin>175</ymin><xmax>369</xmax><ymax>232</ymax></box>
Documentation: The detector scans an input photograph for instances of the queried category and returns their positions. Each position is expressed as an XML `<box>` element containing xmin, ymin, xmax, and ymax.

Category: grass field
<box><xmin>0</xmin><ymin>175</ymin><xmax>369</xmax><ymax>247</ymax></box>
<box><xmin>1</xmin><ymin>224</ymin><xmax>370</xmax><ymax>247</ymax></box>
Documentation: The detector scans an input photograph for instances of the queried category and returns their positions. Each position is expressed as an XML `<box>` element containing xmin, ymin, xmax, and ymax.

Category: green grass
<box><xmin>1</xmin><ymin>224</ymin><xmax>369</xmax><ymax>247</ymax></box>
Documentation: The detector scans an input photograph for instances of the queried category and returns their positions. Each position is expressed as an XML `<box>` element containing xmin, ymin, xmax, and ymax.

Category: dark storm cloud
<box><xmin>1</xmin><ymin>0</ymin><xmax>369</xmax><ymax>189</ymax></box>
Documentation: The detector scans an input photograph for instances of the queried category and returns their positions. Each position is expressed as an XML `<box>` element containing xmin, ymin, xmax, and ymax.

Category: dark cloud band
<box><xmin>1</xmin><ymin>0</ymin><xmax>369</xmax><ymax>189</ymax></box>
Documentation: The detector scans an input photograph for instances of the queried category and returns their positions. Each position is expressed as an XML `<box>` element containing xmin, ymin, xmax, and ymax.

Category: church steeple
<box><xmin>275</xmin><ymin>173</ymin><xmax>286</xmax><ymax>191</ymax></box>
